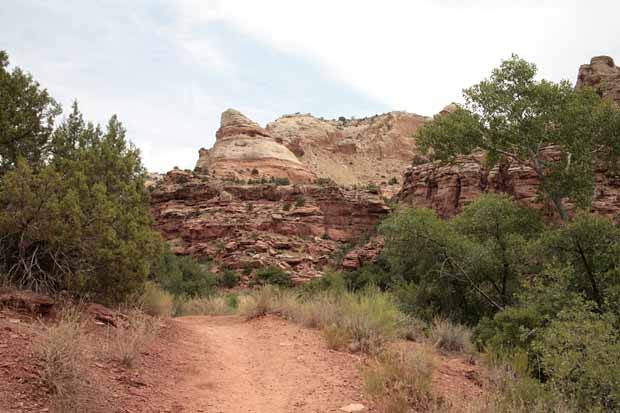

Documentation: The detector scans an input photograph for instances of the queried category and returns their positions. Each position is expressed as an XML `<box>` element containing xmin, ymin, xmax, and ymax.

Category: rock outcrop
<box><xmin>195</xmin><ymin>109</ymin><xmax>317</xmax><ymax>184</ymax></box>
<box><xmin>577</xmin><ymin>56</ymin><xmax>620</xmax><ymax>104</ymax></box>
<box><xmin>266</xmin><ymin>111</ymin><xmax>427</xmax><ymax>192</ymax></box>
<box><xmin>150</xmin><ymin>170</ymin><xmax>389</xmax><ymax>283</ymax></box>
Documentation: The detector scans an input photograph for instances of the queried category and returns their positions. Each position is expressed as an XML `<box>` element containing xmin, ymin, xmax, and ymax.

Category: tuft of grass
<box><xmin>178</xmin><ymin>295</ymin><xmax>235</xmax><ymax>316</ymax></box>
<box><xmin>238</xmin><ymin>286</ymin><xmax>279</xmax><ymax>319</ymax></box>
<box><xmin>429</xmin><ymin>318</ymin><xmax>474</xmax><ymax>353</ymax></box>
<box><xmin>140</xmin><ymin>282</ymin><xmax>173</xmax><ymax>317</ymax></box>
<box><xmin>36</xmin><ymin>308</ymin><xmax>90</xmax><ymax>412</ymax></box>
<box><xmin>363</xmin><ymin>348</ymin><xmax>442</xmax><ymax>412</ymax></box>
<box><xmin>104</xmin><ymin>310</ymin><xmax>159</xmax><ymax>368</ymax></box>
<box><xmin>336</xmin><ymin>288</ymin><xmax>405</xmax><ymax>353</ymax></box>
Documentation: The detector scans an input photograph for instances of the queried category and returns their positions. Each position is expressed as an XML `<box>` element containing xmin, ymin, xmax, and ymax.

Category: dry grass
<box><xmin>103</xmin><ymin>309</ymin><xmax>159</xmax><ymax>368</ymax></box>
<box><xmin>363</xmin><ymin>348</ymin><xmax>446</xmax><ymax>413</ymax></box>
<box><xmin>238</xmin><ymin>286</ymin><xmax>279</xmax><ymax>319</ymax></box>
<box><xmin>429</xmin><ymin>318</ymin><xmax>474</xmax><ymax>353</ymax></box>
<box><xmin>178</xmin><ymin>295</ymin><xmax>235</xmax><ymax>316</ymax></box>
<box><xmin>35</xmin><ymin>307</ymin><xmax>91</xmax><ymax>412</ymax></box>
<box><xmin>140</xmin><ymin>282</ymin><xmax>173</xmax><ymax>317</ymax></box>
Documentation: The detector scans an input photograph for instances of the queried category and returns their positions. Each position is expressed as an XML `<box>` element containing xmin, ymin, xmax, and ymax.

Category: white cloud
<box><xmin>181</xmin><ymin>0</ymin><xmax>620</xmax><ymax>115</ymax></box>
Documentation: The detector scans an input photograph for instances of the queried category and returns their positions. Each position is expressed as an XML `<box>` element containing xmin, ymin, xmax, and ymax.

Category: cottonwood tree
<box><xmin>417</xmin><ymin>55</ymin><xmax>620</xmax><ymax>220</ymax></box>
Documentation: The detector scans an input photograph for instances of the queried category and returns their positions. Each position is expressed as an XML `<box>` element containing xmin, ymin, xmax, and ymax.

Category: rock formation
<box><xmin>577</xmin><ymin>56</ymin><xmax>620</xmax><ymax>104</ymax></box>
<box><xmin>266</xmin><ymin>111</ymin><xmax>427</xmax><ymax>192</ymax></box>
<box><xmin>195</xmin><ymin>110</ymin><xmax>428</xmax><ymax>194</ymax></box>
<box><xmin>195</xmin><ymin>109</ymin><xmax>317</xmax><ymax>184</ymax></box>
<box><xmin>150</xmin><ymin>170</ymin><xmax>389</xmax><ymax>282</ymax></box>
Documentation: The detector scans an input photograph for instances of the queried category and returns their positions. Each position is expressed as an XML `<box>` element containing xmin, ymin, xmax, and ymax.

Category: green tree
<box><xmin>452</xmin><ymin>194</ymin><xmax>543</xmax><ymax>307</ymax></box>
<box><xmin>0</xmin><ymin>51</ymin><xmax>61</xmax><ymax>174</ymax></box>
<box><xmin>417</xmin><ymin>55</ymin><xmax>619</xmax><ymax>220</ymax></box>
<box><xmin>0</xmin><ymin>102</ymin><xmax>162</xmax><ymax>301</ymax></box>
<box><xmin>541</xmin><ymin>212</ymin><xmax>620</xmax><ymax>312</ymax></box>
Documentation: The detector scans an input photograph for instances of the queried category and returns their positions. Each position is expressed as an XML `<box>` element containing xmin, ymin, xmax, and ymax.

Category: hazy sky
<box><xmin>2</xmin><ymin>1</ymin><xmax>619</xmax><ymax>172</ymax></box>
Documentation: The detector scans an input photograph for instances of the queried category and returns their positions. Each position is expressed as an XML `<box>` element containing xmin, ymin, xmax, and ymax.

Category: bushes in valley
<box><xmin>217</xmin><ymin>268</ymin><xmax>240</xmax><ymax>288</ymax></box>
<box><xmin>254</xmin><ymin>266</ymin><xmax>293</xmax><ymax>287</ymax></box>
<box><xmin>151</xmin><ymin>250</ymin><xmax>216</xmax><ymax>298</ymax></box>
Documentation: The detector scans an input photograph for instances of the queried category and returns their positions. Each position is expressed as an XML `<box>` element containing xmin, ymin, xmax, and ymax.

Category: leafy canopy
<box><xmin>417</xmin><ymin>55</ymin><xmax>620</xmax><ymax>220</ymax></box>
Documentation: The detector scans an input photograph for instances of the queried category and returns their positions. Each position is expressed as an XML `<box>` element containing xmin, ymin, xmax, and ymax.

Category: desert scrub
<box><xmin>36</xmin><ymin>308</ymin><xmax>91</xmax><ymax>412</ymax></box>
<box><xmin>334</xmin><ymin>288</ymin><xmax>406</xmax><ymax>353</ymax></box>
<box><xmin>238</xmin><ymin>286</ymin><xmax>279</xmax><ymax>319</ymax></box>
<box><xmin>429</xmin><ymin>318</ymin><xmax>474</xmax><ymax>353</ymax></box>
<box><xmin>178</xmin><ymin>295</ymin><xmax>236</xmax><ymax>316</ymax></box>
<box><xmin>104</xmin><ymin>309</ymin><xmax>159</xmax><ymax>368</ymax></box>
<box><xmin>363</xmin><ymin>348</ymin><xmax>441</xmax><ymax>413</ymax></box>
<box><xmin>140</xmin><ymin>282</ymin><xmax>173</xmax><ymax>317</ymax></box>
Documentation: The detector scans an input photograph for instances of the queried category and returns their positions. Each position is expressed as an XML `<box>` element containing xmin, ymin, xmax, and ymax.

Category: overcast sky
<box><xmin>2</xmin><ymin>1</ymin><xmax>619</xmax><ymax>172</ymax></box>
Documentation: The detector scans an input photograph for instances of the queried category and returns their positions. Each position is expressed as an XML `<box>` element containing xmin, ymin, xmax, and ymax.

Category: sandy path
<box><xmin>162</xmin><ymin>315</ymin><xmax>369</xmax><ymax>413</ymax></box>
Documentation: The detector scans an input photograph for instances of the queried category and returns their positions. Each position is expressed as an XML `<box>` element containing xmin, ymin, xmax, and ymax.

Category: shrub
<box><xmin>282</xmin><ymin>202</ymin><xmax>292</xmax><ymax>211</ymax></box>
<box><xmin>255</xmin><ymin>266</ymin><xmax>293</xmax><ymax>287</ymax></box>
<box><xmin>140</xmin><ymin>282</ymin><xmax>173</xmax><ymax>317</ymax></box>
<box><xmin>315</xmin><ymin>177</ymin><xmax>334</xmax><ymax>186</ymax></box>
<box><xmin>178</xmin><ymin>295</ymin><xmax>235</xmax><ymax>316</ymax></box>
<box><xmin>270</xmin><ymin>177</ymin><xmax>290</xmax><ymax>185</ymax></box>
<box><xmin>294</xmin><ymin>195</ymin><xmax>306</xmax><ymax>207</ymax></box>
<box><xmin>104</xmin><ymin>309</ymin><xmax>159</xmax><ymax>368</ymax></box>
<box><xmin>429</xmin><ymin>318</ymin><xmax>474</xmax><ymax>353</ymax></box>
<box><xmin>238</xmin><ymin>286</ymin><xmax>279</xmax><ymax>319</ymax></box>
<box><xmin>152</xmin><ymin>251</ymin><xmax>216</xmax><ymax>297</ymax></box>
<box><xmin>363</xmin><ymin>349</ymin><xmax>439</xmax><ymax>413</ymax></box>
<box><xmin>217</xmin><ymin>268</ymin><xmax>240</xmax><ymax>288</ymax></box>
<box><xmin>36</xmin><ymin>308</ymin><xmax>90</xmax><ymax>411</ymax></box>
<box><xmin>388</xmin><ymin>176</ymin><xmax>399</xmax><ymax>185</ymax></box>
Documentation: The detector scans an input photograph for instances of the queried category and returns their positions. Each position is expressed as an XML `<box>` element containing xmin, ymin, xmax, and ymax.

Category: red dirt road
<box><xmin>160</xmin><ymin>315</ymin><xmax>370</xmax><ymax>412</ymax></box>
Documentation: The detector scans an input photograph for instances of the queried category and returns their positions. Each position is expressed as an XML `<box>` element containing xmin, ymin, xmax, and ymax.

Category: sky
<box><xmin>2</xmin><ymin>1</ymin><xmax>619</xmax><ymax>172</ymax></box>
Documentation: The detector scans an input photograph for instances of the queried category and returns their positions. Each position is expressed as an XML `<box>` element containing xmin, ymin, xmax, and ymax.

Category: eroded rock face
<box><xmin>150</xmin><ymin>170</ymin><xmax>389</xmax><ymax>283</ymax></box>
<box><xmin>577</xmin><ymin>56</ymin><xmax>620</xmax><ymax>104</ymax></box>
<box><xmin>195</xmin><ymin>109</ymin><xmax>317</xmax><ymax>184</ymax></box>
<box><xmin>266</xmin><ymin>112</ymin><xmax>427</xmax><ymax>193</ymax></box>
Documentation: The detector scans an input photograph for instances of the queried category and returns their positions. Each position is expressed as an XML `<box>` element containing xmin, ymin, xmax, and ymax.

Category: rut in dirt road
<box><xmin>165</xmin><ymin>315</ymin><xmax>369</xmax><ymax>413</ymax></box>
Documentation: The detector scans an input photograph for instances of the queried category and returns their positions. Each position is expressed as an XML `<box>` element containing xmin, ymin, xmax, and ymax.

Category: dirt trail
<box><xmin>162</xmin><ymin>315</ymin><xmax>369</xmax><ymax>413</ymax></box>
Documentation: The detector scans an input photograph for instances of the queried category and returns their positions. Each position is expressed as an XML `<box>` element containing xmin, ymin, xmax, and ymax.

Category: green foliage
<box><xmin>387</xmin><ymin>177</ymin><xmax>398</xmax><ymax>185</ymax></box>
<box><xmin>416</xmin><ymin>54</ymin><xmax>620</xmax><ymax>220</ymax></box>
<box><xmin>282</xmin><ymin>202</ymin><xmax>292</xmax><ymax>211</ymax></box>
<box><xmin>534</xmin><ymin>307</ymin><xmax>620</xmax><ymax>411</ymax></box>
<box><xmin>0</xmin><ymin>102</ymin><xmax>161</xmax><ymax>301</ymax></box>
<box><xmin>0</xmin><ymin>51</ymin><xmax>62</xmax><ymax>175</ymax></box>
<box><xmin>151</xmin><ymin>250</ymin><xmax>216</xmax><ymax>298</ymax></box>
<box><xmin>294</xmin><ymin>195</ymin><xmax>306</xmax><ymax>207</ymax></box>
<box><xmin>270</xmin><ymin>176</ymin><xmax>290</xmax><ymax>185</ymax></box>
<box><xmin>541</xmin><ymin>212</ymin><xmax>620</xmax><ymax>311</ymax></box>
<box><xmin>255</xmin><ymin>266</ymin><xmax>293</xmax><ymax>287</ymax></box>
<box><xmin>217</xmin><ymin>268</ymin><xmax>240</xmax><ymax>288</ymax></box>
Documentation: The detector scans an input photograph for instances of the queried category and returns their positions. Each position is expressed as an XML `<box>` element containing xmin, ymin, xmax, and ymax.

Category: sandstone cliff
<box><xmin>195</xmin><ymin>109</ymin><xmax>317</xmax><ymax>184</ymax></box>
<box><xmin>266</xmin><ymin>112</ymin><xmax>427</xmax><ymax>190</ymax></box>
<box><xmin>577</xmin><ymin>56</ymin><xmax>620</xmax><ymax>104</ymax></box>
<box><xmin>150</xmin><ymin>169</ymin><xmax>389</xmax><ymax>282</ymax></box>
<box><xmin>196</xmin><ymin>110</ymin><xmax>427</xmax><ymax>192</ymax></box>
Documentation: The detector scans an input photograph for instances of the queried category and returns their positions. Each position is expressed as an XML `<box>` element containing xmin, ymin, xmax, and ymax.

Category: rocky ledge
<box><xmin>150</xmin><ymin>169</ymin><xmax>390</xmax><ymax>283</ymax></box>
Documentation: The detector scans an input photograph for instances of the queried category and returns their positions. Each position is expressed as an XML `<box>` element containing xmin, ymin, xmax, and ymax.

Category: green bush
<box><xmin>294</xmin><ymin>195</ymin><xmax>306</xmax><ymax>207</ymax></box>
<box><xmin>255</xmin><ymin>266</ymin><xmax>292</xmax><ymax>287</ymax></box>
<box><xmin>152</xmin><ymin>250</ymin><xmax>216</xmax><ymax>298</ymax></box>
<box><xmin>217</xmin><ymin>268</ymin><xmax>240</xmax><ymax>288</ymax></box>
<box><xmin>429</xmin><ymin>318</ymin><xmax>474</xmax><ymax>353</ymax></box>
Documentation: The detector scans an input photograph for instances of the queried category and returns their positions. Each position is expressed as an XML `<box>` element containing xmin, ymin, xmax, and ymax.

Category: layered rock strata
<box><xmin>150</xmin><ymin>170</ymin><xmax>390</xmax><ymax>283</ymax></box>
